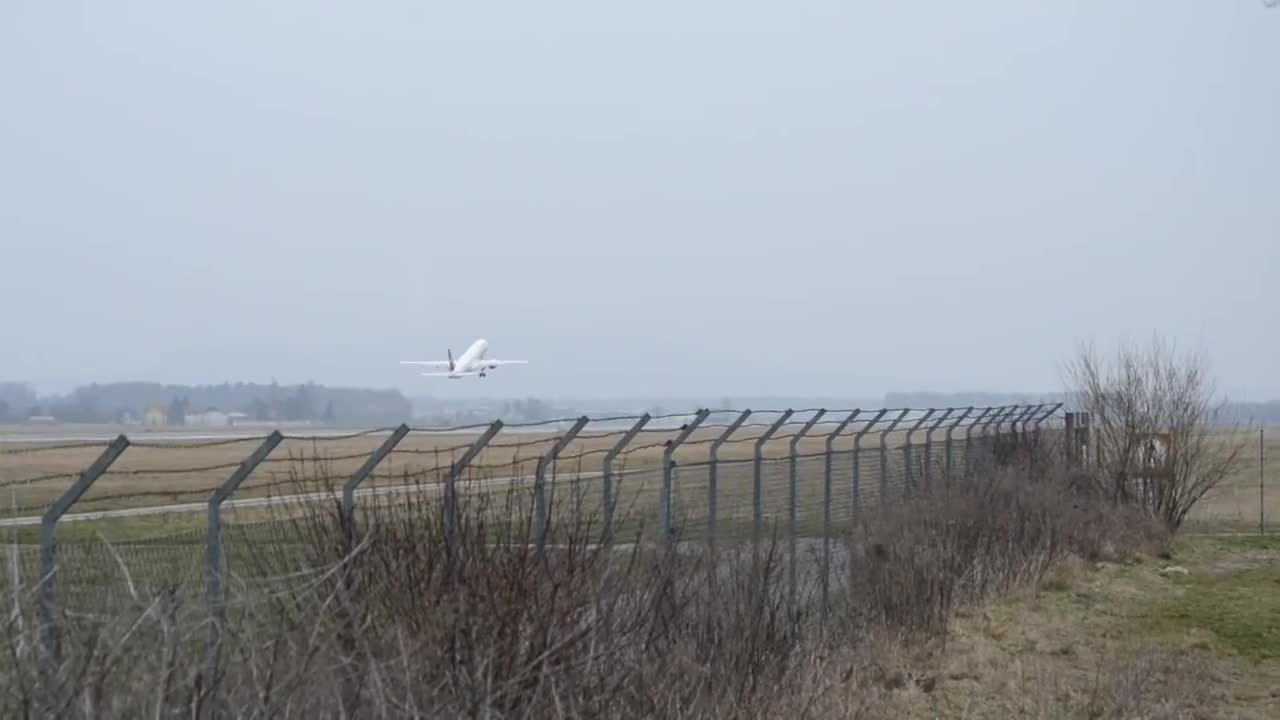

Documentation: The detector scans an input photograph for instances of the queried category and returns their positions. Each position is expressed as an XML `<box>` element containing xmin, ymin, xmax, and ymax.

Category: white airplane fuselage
<box><xmin>451</xmin><ymin>338</ymin><xmax>490</xmax><ymax>378</ymax></box>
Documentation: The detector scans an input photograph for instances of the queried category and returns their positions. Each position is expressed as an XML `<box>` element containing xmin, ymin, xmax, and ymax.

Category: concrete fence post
<box><xmin>445</xmin><ymin>421</ymin><xmax>504</xmax><ymax>553</ymax></box>
<box><xmin>979</xmin><ymin>406</ymin><xmax>1012</xmax><ymax>474</ymax></box>
<box><xmin>535</xmin><ymin>417</ymin><xmax>589</xmax><ymax>550</ymax></box>
<box><xmin>878</xmin><ymin>409</ymin><xmax>910</xmax><ymax>502</ymax></box>
<box><xmin>963</xmin><ymin>407</ymin><xmax>995</xmax><ymax>478</ymax></box>
<box><xmin>659</xmin><ymin>410</ymin><xmax>710</xmax><ymax>544</ymax></box>
<box><xmin>1063</xmin><ymin>412</ymin><xmax>1078</xmax><ymax>465</ymax></box>
<box><xmin>601</xmin><ymin>414</ymin><xmax>650</xmax><ymax>550</ymax></box>
<box><xmin>944</xmin><ymin>407</ymin><xmax>974</xmax><ymax>483</ymax></box>
<box><xmin>206</xmin><ymin>431</ymin><xmax>283</xmax><ymax>681</ymax></box>
<box><xmin>1033</xmin><ymin>403</ymin><xmax>1061</xmax><ymax>450</ymax></box>
<box><xmin>923</xmin><ymin>408</ymin><xmax>954</xmax><ymax>489</ymax></box>
<box><xmin>341</xmin><ymin>424</ymin><xmax>410</xmax><ymax>544</ymax></box>
<box><xmin>753</xmin><ymin>410</ymin><xmax>795</xmax><ymax>544</ymax></box>
<box><xmin>821</xmin><ymin>410</ymin><xmax>859</xmax><ymax>616</ymax></box>
<box><xmin>708</xmin><ymin>410</ymin><xmax>752</xmax><ymax>556</ymax></box>
<box><xmin>851</xmin><ymin>409</ymin><xmax>888</xmax><ymax>519</ymax></box>
<box><xmin>787</xmin><ymin>410</ymin><xmax>826</xmax><ymax>613</ymax></box>
<box><xmin>902</xmin><ymin>409</ymin><xmax>936</xmax><ymax>497</ymax></box>
<box><xmin>39</xmin><ymin>435</ymin><xmax>130</xmax><ymax>676</ymax></box>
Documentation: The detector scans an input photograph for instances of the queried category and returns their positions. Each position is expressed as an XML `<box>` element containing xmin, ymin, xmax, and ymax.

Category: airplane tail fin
<box><xmin>447</xmin><ymin>348</ymin><xmax>454</xmax><ymax>371</ymax></box>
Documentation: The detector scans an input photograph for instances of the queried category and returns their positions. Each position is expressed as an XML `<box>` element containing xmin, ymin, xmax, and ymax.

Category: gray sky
<box><xmin>3</xmin><ymin>1</ymin><xmax>1277</xmax><ymax>401</ymax></box>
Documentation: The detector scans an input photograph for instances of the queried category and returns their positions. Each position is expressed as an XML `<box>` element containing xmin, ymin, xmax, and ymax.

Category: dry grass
<box><xmin>0</xmin><ymin>422</ymin><xmax>956</xmax><ymax>516</ymax></box>
<box><xmin>1186</xmin><ymin>429</ymin><xmax>1278</xmax><ymax>531</ymax></box>
<box><xmin>1</xmin><ymin>436</ymin><xmax>1177</xmax><ymax>719</ymax></box>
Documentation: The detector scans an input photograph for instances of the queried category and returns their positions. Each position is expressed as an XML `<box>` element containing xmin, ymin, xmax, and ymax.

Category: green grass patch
<box><xmin>1142</xmin><ymin>563</ymin><xmax>1280</xmax><ymax>661</ymax></box>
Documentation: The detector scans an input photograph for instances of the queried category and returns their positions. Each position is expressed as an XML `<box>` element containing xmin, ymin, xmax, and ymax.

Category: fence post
<box><xmin>902</xmin><ymin>409</ymin><xmax>936</xmax><ymax>497</ymax></box>
<box><xmin>1030</xmin><ymin>403</ymin><xmax>1061</xmax><ymax>452</ymax></box>
<box><xmin>923</xmin><ymin>408</ymin><xmax>954</xmax><ymax>489</ymax></box>
<box><xmin>39</xmin><ymin>435</ymin><xmax>129</xmax><ymax>676</ymax></box>
<box><xmin>962</xmin><ymin>407</ymin><xmax>994</xmax><ymax>477</ymax></box>
<box><xmin>821</xmin><ymin>410</ymin><xmax>859</xmax><ymax>616</ymax></box>
<box><xmin>535</xmin><ymin>417</ymin><xmax>589</xmax><ymax>550</ymax></box>
<box><xmin>660</xmin><ymin>410</ymin><xmax>710</xmax><ymax>543</ymax></box>
<box><xmin>981</xmin><ymin>406</ymin><xmax>1013</xmax><ymax>474</ymax></box>
<box><xmin>878</xmin><ymin>409</ymin><xmax>910</xmax><ymax>502</ymax></box>
<box><xmin>601</xmin><ymin>414</ymin><xmax>650</xmax><ymax>550</ymax></box>
<box><xmin>754</xmin><ymin>410</ymin><xmax>795</xmax><ymax>544</ymax></box>
<box><xmin>944</xmin><ymin>407</ymin><xmax>974</xmax><ymax>482</ymax></box>
<box><xmin>708</xmin><ymin>410</ymin><xmax>752</xmax><ymax>556</ymax></box>
<box><xmin>851</xmin><ymin>409</ymin><xmax>888</xmax><ymax>519</ymax></box>
<box><xmin>341</xmin><ymin>424</ymin><xmax>410</xmax><ymax>543</ymax></box>
<box><xmin>444</xmin><ymin>421</ymin><xmax>504</xmax><ymax>553</ymax></box>
<box><xmin>1015</xmin><ymin>405</ymin><xmax>1040</xmax><ymax>447</ymax></box>
<box><xmin>597</xmin><ymin>414</ymin><xmax>649</xmax><ymax>649</ymax></box>
<box><xmin>1063</xmin><ymin>412</ymin><xmax>1078</xmax><ymax>466</ymax></box>
<box><xmin>787</xmin><ymin>410</ymin><xmax>826</xmax><ymax>613</ymax></box>
<box><xmin>206</xmin><ymin>431</ymin><xmax>283</xmax><ymax>681</ymax></box>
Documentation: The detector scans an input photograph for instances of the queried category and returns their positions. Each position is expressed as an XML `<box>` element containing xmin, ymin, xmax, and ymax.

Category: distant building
<box><xmin>143</xmin><ymin>406</ymin><xmax>168</xmax><ymax>427</ymax></box>
<box><xmin>184</xmin><ymin>408</ymin><xmax>230</xmax><ymax>427</ymax></box>
<box><xmin>24</xmin><ymin>415</ymin><xmax>57</xmax><ymax>425</ymax></box>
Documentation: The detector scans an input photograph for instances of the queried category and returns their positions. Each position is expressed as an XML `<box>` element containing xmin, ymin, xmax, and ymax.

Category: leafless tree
<box><xmin>1065</xmin><ymin>335</ymin><xmax>1245</xmax><ymax>532</ymax></box>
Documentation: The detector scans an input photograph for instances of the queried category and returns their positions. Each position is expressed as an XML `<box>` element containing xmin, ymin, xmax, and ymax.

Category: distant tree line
<box><xmin>0</xmin><ymin>381</ymin><xmax>412</xmax><ymax>426</ymax></box>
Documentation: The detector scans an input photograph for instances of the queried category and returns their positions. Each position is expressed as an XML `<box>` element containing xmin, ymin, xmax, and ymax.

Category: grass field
<box><xmin>874</xmin><ymin>534</ymin><xmax>1280</xmax><ymax>717</ymax></box>
<box><xmin>0</xmin><ymin>418</ymin><xmax>972</xmax><ymax>516</ymax></box>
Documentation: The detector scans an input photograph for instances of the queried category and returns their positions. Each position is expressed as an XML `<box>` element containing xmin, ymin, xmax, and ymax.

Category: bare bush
<box><xmin>1066</xmin><ymin>336</ymin><xmax>1246</xmax><ymax>532</ymax></box>
<box><xmin>0</xmin><ymin>439</ymin><xmax>1170</xmax><ymax>718</ymax></box>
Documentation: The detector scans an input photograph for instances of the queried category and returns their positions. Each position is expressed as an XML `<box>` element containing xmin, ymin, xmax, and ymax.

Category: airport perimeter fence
<box><xmin>0</xmin><ymin>403</ymin><xmax>1075</xmax><ymax>684</ymax></box>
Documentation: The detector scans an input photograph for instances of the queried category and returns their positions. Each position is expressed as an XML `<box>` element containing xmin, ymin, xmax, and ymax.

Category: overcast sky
<box><xmin>2</xmin><ymin>1</ymin><xmax>1277</xmax><ymax>401</ymax></box>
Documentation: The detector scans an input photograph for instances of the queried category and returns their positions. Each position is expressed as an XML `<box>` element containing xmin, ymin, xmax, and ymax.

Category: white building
<box><xmin>184</xmin><ymin>408</ymin><xmax>230</xmax><ymax>427</ymax></box>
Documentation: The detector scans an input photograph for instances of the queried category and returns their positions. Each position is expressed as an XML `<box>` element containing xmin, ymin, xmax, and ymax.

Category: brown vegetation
<box><xmin>1</xmin><ymin>434</ymin><xmax>1199</xmax><ymax>718</ymax></box>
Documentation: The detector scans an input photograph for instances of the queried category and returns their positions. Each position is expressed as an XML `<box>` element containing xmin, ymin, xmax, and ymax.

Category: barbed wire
<box><xmin>0</xmin><ymin>405</ymin><xmax>1055</xmax><ymax>501</ymax></box>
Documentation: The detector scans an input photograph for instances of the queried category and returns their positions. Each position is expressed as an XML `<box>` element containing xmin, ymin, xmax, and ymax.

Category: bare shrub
<box><xmin>1066</xmin><ymin>336</ymin><xmax>1247</xmax><ymax>532</ymax></box>
<box><xmin>0</xmin><ymin>436</ymin><xmax>1173</xmax><ymax>718</ymax></box>
<box><xmin>848</xmin><ymin>466</ymin><xmax>1069</xmax><ymax>635</ymax></box>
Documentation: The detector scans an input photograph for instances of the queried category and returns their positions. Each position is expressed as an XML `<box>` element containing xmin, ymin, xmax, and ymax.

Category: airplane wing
<box><xmin>482</xmin><ymin>360</ymin><xmax>529</xmax><ymax>366</ymax></box>
<box><xmin>400</xmin><ymin>360</ymin><xmax>452</xmax><ymax>367</ymax></box>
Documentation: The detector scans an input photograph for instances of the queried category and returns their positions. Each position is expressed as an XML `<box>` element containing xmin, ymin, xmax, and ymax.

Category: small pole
<box><xmin>1262</xmin><ymin>428</ymin><xmax>1266</xmax><ymax>537</ymax></box>
<box><xmin>944</xmin><ymin>407</ymin><xmax>974</xmax><ymax>483</ymax></box>
<box><xmin>923</xmin><ymin>408</ymin><xmax>955</xmax><ymax>489</ymax></box>
<box><xmin>822</xmin><ymin>410</ymin><xmax>860</xmax><ymax>616</ymax></box>
<box><xmin>852</xmin><ymin>409</ymin><xmax>889</xmax><ymax>519</ymax></box>
<box><xmin>788</xmin><ymin>410</ymin><xmax>827</xmax><ymax>614</ymax></box>
<box><xmin>754</xmin><ymin>410</ymin><xmax>795</xmax><ymax>544</ymax></box>
<box><xmin>708</xmin><ymin>410</ymin><xmax>752</xmax><ymax>556</ymax></box>
<box><xmin>660</xmin><ymin>410</ymin><xmax>710</xmax><ymax>543</ymax></box>
<box><xmin>39</xmin><ymin>435</ymin><xmax>130</xmax><ymax>676</ymax></box>
<box><xmin>206</xmin><ymin>431</ymin><xmax>283</xmax><ymax>682</ymax></box>
<box><xmin>902</xmin><ymin>409</ymin><xmax>936</xmax><ymax>497</ymax></box>
<box><xmin>963</xmin><ymin>407</ymin><xmax>995</xmax><ymax>478</ymax></box>
<box><xmin>878</xmin><ymin>409</ymin><xmax>910</xmax><ymax>502</ymax></box>
<box><xmin>597</xmin><ymin>413</ymin><xmax>649</xmax><ymax>648</ymax></box>
<box><xmin>535</xmin><ymin>417</ymin><xmax>589</xmax><ymax>549</ymax></box>
<box><xmin>341</xmin><ymin>424</ymin><xmax>410</xmax><ymax>542</ymax></box>
<box><xmin>601</xmin><ymin>414</ymin><xmax>650</xmax><ymax>550</ymax></box>
<box><xmin>444</xmin><ymin>421</ymin><xmax>504</xmax><ymax>552</ymax></box>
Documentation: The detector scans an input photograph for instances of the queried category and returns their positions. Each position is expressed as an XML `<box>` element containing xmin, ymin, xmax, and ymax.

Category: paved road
<box><xmin>0</xmin><ymin>471</ymin><xmax>606</xmax><ymax>528</ymax></box>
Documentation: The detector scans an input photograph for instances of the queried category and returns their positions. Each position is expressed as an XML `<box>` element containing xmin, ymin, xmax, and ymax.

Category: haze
<box><xmin>2</xmin><ymin>1</ymin><xmax>1277</xmax><ymax>401</ymax></box>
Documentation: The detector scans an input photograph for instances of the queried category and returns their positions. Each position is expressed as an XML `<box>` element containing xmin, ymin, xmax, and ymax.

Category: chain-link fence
<box><xmin>0</xmin><ymin>404</ymin><xmax>1065</xmax><ymax>680</ymax></box>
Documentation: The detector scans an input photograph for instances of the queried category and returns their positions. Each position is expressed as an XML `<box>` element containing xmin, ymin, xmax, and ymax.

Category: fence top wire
<box><xmin>0</xmin><ymin>441</ymin><xmax>112</xmax><ymax>456</ymax></box>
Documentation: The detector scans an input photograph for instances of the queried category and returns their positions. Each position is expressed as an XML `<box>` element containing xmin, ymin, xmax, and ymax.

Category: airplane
<box><xmin>399</xmin><ymin>338</ymin><xmax>528</xmax><ymax>379</ymax></box>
